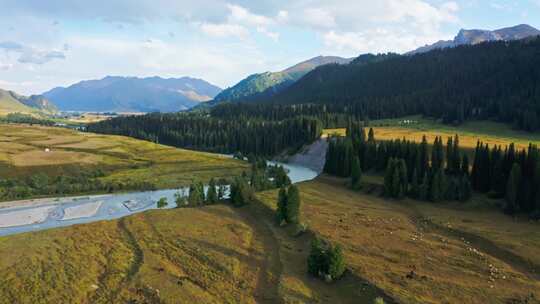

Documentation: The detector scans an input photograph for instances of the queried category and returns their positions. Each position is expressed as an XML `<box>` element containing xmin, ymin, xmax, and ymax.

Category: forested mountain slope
<box><xmin>255</xmin><ymin>37</ymin><xmax>540</xmax><ymax>131</ymax></box>
<box><xmin>207</xmin><ymin>56</ymin><xmax>352</xmax><ymax>106</ymax></box>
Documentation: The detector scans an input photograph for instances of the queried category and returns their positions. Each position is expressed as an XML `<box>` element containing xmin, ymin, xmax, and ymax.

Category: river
<box><xmin>0</xmin><ymin>161</ymin><xmax>318</xmax><ymax>237</ymax></box>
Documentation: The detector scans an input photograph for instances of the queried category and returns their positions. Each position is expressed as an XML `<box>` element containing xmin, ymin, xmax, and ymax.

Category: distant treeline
<box><xmin>0</xmin><ymin>113</ymin><xmax>55</xmax><ymax>126</ymax></box>
<box><xmin>87</xmin><ymin>113</ymin><xmax>322</xmax><ymax>156</ymax></box>
<box><xmin>324</xmin><ymin>122</ymin><xmax>540</xmax><ymax>218</ymax></box>
<box><xmin>214</xmin><ymin>37</ymin><xmax>540</xmax><ymax>131</ymax></box>
<box><xmin>0</xmin><ymin>168</ymin><xmax>156</xmax><ymax>201</ymax></box>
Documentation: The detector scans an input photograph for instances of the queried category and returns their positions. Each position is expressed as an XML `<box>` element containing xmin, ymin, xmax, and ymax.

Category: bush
<box><xmin>307</xmin><ymin>238</ymin><xmax>346</xmax><ymax>282</ymax></box>
<box><xmin>157</xmin><ymin>197</ymin><xmax>168</xmax><ymax>208</ymax></box>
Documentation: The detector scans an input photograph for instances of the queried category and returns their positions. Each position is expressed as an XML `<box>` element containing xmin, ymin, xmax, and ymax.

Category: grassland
<box><xmin>324</xmin><ymin>116</ymin><xmax>540</xmax><ymax>151</ymax></box>
<box><xmin>256</xmin><ymin>176</ymin><xmax>540</xmax><ymax>304</ymax></box>
<box><xmin>0</xmin><ymin>123</ymin><xmax>248</xmax><ymax>196</ymax></box>
<box><xmin>0</xmin><ymin>205</ymin><xmax>278</xmax><ymax>304</ymax></box>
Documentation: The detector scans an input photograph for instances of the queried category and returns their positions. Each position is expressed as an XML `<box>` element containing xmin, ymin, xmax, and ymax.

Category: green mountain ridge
<box><xmin>0</xmin><ymin>88</ymin><xmax>57</xmax><ymax>116</ymax></box>
<box><xmin>208</xmin><ymin>55</ymin><xmax>352</xmax><ymax>106</ymax></box>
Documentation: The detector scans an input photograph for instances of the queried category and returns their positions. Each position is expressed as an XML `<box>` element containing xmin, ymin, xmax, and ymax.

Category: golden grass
<box><xmin>256</xmin><ymin>176</ymin><xmax>540</xmax><ymax>304</ymax></box>
<box><xmin>0</xmin><ymin>205</ymin><xmax>277</xmax><ymax>304</ymax></box>
<box><xmin>324</xmin><ymin>118</ymin><xmax>540</xmax><ymax>151</ymax></box>
<box><xmin>0</xmin><ymin>123</ymin><xmax>248</xmax><ymax>194</ymax></box>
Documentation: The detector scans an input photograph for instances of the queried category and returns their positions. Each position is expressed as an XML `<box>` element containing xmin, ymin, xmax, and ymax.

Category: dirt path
<box><xmin>90</xmin><ymin>218</ymin><xmax>145</xmax><ymax>303</ymax></box>
<box><xmin>236</xmin><ymin>206</ymin><xmax>284</xmax><ymax>304</ymax></box>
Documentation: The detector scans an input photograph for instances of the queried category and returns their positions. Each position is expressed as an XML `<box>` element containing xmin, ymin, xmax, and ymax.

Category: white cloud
<box><xmin>302</xmin><ymin>8</ymin><xmax>336</xmax><ymax>29</ymax></box>
<box><xmin>198</xmin><ymin>3</ymin><xmax>284</xmax><ymax>41</ymax></box>
<box><xmin>0</xmin><ymin>41</ymin><xmax>66</xmax><ymax>65</ymax></box>
<box><xmin>227</xmin><ymin>4</ymin><xmax>273</xmax><ymax>26</ymax></box>
<box><xmin>200</xmin><ymin>23</ymin><xmax>249</xmax><ymax>39</ymax></box>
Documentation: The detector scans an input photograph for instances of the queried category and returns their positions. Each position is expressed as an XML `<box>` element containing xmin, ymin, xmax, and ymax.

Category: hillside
<box><xmin>409</xmin><ymin>24</ymin><xmax>540</xmax><ymax>54</ymax></box>
<box><xmin>251</xmin><ymin>36</ymin><xmax>540</xmax><ymax>132</ymax></box>
<box><xmin>43</xmin><ymin>76</ymin><xmax>222</xmax><ymax>112</ymax></box>
<box><xmin>0</xmin><ymin>89</ymin><xmax>56</xmax><ymax>116</ymax></box>
<box><xmin>207</xmin><ymin>56</ymin><xmax>352</xmax><ymax>106</ymax></box>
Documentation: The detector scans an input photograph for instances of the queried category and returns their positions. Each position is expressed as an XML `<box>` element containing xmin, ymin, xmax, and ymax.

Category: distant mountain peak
<box><xmin>409</xmin><ymin>24</ymin><xmax>540</xmax><ymax>54</ymax></box>
<box><xmin>43</xmin><ymin>76</ymin><xmax>222</xmax><ymax>112</ymax></box>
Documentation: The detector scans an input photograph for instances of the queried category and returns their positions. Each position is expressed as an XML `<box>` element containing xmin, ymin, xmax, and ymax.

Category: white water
<box><xmin>0</xmin><ymin>161</ymin><xmax>317</xmax><ymax>237</ymax></box>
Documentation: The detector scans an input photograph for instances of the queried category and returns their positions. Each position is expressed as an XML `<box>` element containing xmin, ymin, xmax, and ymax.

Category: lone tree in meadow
<box><xmin>275</xmin><ymin>185</ymin><xmax>302</xmax><ymax>225</ymax></box>
<box><xmin>307</xmin><ymin>238</ymin><xmax>346</xmax><ymax>282</ymax></box>
<box><xmin>276</xmin><ymin>187</ymin><xmax>288</xmax><ymax>224</ymax></box>
<box><xmin>286</xmin><ymin>185</ymin><xmax>301</xmax><ymax>224</ymax></box>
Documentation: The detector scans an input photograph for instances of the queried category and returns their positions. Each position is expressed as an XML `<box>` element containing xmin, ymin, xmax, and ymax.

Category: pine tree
<box><xmin>207</xmin><ymin>178</ymin><xmax>218</xmax><ymax>203</ymax></box>
<box><xmin>384</xmin><ymin>159</ymin><xmax>395</xmax><ymax>197</ymax></box>
<box><xmin>327</xmin><ymin>245</ymin><xmax>346</xmax><ymax>280</ymax></box>
<box><xmin>409</xmin><ymin>168</ymin><xmax>419</xmax><ymax>198</ymax></box>
<box><xmin>188</xmin><ymin>182</ymin><xmax>204</xmax><ymax>205</ymax></box>
<box><xmin>430</xmin><ymin>168</ymin><xmax>445</xmax><ymax>202</ymax></box>
<box><xmin>419</xmin><ymin>173</ymin><xmax>429</xmax><ymax>201</ymax></box>
<box><xmin>505</xmin><ymin>163</ymin><xmax>521</xmax><ymax>215</ymax></box>
<box><xmin>350</xmin><ymin>156</ymin><xmax>362</xmax><ymax>190</ymax></box>
<box><xmin>277</xmin><ymin>187</ymin><xmax>288</xmax><ymax>223</ymax></box>
<box><xmin>286</xmin><ymin>185</ymin><xmax>301</xmax><ymax>224</ymax></box>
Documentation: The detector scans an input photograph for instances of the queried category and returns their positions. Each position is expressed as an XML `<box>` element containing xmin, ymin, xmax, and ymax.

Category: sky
<box><xmin>0</xmin><ymin>0</ymin><xmax>539</xmax><ymax>95</ymax></box>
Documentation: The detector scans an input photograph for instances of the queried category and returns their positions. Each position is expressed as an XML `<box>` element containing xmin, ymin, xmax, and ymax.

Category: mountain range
<box><xmin>43</xmin><ymin>76</ymin><xmax>222</xmax><ymax>112</ymax></box>
<box><xmin>206</xmin><ymin>56</ymin><xmax>353</xmax><ymax>106</ymax></box>
<box><xmin>409</xmin><ymin>24</ymin><xmax>540</xmax><ymax>54</ymax></box>
<box><xmin>0</xmin><ymin>89</ymin><xmax>57</xmax><ymax>116</ymax></box>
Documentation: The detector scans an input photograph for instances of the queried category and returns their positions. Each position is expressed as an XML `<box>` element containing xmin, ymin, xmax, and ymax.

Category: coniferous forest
<box><xmin>213</xmin><ymin>37</ymin><xmax>540</xmax><ymax>131</ymax></box>
<box><xmin>87</xmin><ymin>112</ymin><xmax>322</xmax><ymax>156</ymax></box>
<box><xmin>324</xmin><ymin>122</ymin><xmax>540</xmax><ymax>219</ymax></box>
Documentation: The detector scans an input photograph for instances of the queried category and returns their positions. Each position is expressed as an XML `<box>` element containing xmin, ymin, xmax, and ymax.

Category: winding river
<box><xmin>0</xmin><ymin>161</ymin><xmax>318</xmax><ymax>237</ymax></box>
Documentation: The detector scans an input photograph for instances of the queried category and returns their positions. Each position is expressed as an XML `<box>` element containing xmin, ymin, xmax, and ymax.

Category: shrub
<box><xmin>307</xmin><ymin>238</ymin><xmax>346</xmax><ymax>282</ymax></box>
<box><xmin>157</xmin><ymin>197</ymin><xmax>168</xmax><ymax>208</ymax></box>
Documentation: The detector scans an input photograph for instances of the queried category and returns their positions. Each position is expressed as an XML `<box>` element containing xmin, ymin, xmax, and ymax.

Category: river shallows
<box><xmin>0</xmin><ymin>162</ymin><xmax>317</xmax><ymax>237</ymax></box>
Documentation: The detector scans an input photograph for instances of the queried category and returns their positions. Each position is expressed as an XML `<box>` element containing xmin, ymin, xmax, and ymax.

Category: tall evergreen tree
<box><xmin>350</xmin><ymin>156</ymin><xmax>362</xmax><ymax>190</ymax></box>
<box><xmin>505</xmin><ymin>163</ymin><xmax>522</xmax><ymax>215</ymax></box>
<box><xmin>286</xmin><ymin>185</ymin><xmax>301</xmax><ymax>224</ymax></box>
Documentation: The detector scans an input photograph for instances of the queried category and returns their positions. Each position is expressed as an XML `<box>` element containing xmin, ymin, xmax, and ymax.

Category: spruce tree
<box><xmin>384</xmin><ymin>159</ymin><xmax>395</xmax><ymax>197</ymax></box>
<box><xmin>409</xmin><ymin>168</ymin><xmax>420</xmax><ymax>198</ymax></box>
<box><xmin>350</xmin><ymin>156</ymin><xmax>362</xmax><ymax>190</ymax></box>
<box><xmin>505</xmin><ymin>163</ymin><xmax>521</xmax><ymax>215</ymax></box>
<box><xmin>419</xmin><ymin>173</ymin><xmax>429</xmax><ymax>201</ymax></box>
<box><xmin>277</xmin><ymin>187</ymin><xmax>288</xmax><ymax>223</ymax></box>
<box><xmin>207</xmin><ymin>178</ymin><xmax>218</xmax><ymax>204</ymax></box>
<box><xmin>286</xmin><ymin>185</ymin><xmax>301</xmax><ymax>224</ymax></box>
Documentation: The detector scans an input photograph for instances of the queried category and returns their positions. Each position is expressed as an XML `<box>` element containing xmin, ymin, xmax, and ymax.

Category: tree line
<box><xmin>323</xmin><ymin>123</ymin><xmax>540</xmax><ymax>218</ymax></box>
<box><xmin>87</xmin><ymin>112</ymin><xmax>322</xmax><ymax>156</ymax></box>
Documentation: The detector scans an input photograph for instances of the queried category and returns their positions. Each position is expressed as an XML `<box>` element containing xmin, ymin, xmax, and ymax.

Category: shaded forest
<box><xmin>87</xmin><ymin>113</ymin><xmax>322</xmax><ymax>156</ymax></box>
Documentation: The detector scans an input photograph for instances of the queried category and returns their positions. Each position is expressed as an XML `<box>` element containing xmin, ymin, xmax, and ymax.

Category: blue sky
<box><xmin>0</xmin><ymin>0</ymin><xmax>539</xmax><ymax>95</ymax></box>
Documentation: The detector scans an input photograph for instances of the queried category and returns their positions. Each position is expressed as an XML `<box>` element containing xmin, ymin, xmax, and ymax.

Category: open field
<box><xmin>256</xmin><ymin>176</ymin><xmax>540</xmax><ymax>304</ymax></box>
<box><xmin>324</xmin><ymin>116</ymin><xmax>540</xmax><ymax>151</ymax></box>
<box><xmin>0</xmin><ymin>123</ymin><xmax>248</xmax><ymax>198</ymax></box>
<box><xmin>0</xmin><ymin>205</ymin><xmax>278</xmax><ymax>304</ymax></box>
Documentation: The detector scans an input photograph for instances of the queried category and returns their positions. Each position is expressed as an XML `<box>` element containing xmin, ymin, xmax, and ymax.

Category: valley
<box><xmin>1</xmin><ymin>4</ymin><xmax>540</xmax><ymax>303</ymax></box>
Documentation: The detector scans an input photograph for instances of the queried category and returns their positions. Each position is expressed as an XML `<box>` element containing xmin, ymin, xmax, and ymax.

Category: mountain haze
<box><xmin>409</xmin><ymin>24</ymin><xmax>540</xmax><ymax>54</ymax></box>
<box><xmin>208</xmin><ymin>56</ymin><xmax>353</xmax><ymax>106</ymax></box>
<box><xmin>43</xmin><ymin>76</ymin><xmax>222</xmax><ymax>112</ymax></box>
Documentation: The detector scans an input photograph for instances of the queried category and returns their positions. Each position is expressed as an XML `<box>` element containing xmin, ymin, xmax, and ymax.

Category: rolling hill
<box><xmin>0</xmin><ymin>89</ymin><xmax>57</xmax><ymax>116</ymax></box>
<box><xmin>206</xmin><ymin>56</ymin><xmax>352</xmax><ymax>106</ymax></box>
<box><xmin>43</xmin><ymin>76</ymin><xmax>222</xmax><ymax>112</ymax></box>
